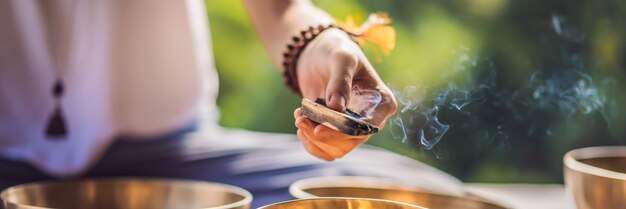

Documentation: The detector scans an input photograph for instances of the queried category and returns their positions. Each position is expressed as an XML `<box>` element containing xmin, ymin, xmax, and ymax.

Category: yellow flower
<box><xmin>337</xmin><ymin>12</ymin><xmax>396</xmax><ymax>56</ymax></box>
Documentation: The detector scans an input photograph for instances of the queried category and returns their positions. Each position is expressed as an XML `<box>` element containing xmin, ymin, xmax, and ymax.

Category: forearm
<box><xmin>243</xmin><ymin>0</ymin><xmax>334</xmax><ymax>68</ymax></box>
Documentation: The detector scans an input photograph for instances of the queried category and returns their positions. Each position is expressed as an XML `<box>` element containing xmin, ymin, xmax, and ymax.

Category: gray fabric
<box><xmin>0</xmin><ymin>126</ymin><xmax>464</xmax><ymax>208</ymax></box>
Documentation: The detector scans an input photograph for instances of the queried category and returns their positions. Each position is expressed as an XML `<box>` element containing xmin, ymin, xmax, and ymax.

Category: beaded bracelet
<box><xmin>281</xmin><ymin>24</ymin><xmax>357</xmax><ymax>94</ymax></box>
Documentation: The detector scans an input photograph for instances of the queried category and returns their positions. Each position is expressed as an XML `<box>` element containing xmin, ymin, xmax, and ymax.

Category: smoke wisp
<box><xmin>388</xmin><ymin>48</ymin><xmax>608</xmax><ymax>152</ymax></box>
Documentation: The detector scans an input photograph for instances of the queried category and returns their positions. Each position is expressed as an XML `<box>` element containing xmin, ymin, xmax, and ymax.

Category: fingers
<box><xmin>295</xmin><ymin>117</ymin><xmax>337</xmax><ymax>161</ymax></box>
<box><xmin>297</xmin><ymin>129</ymin><xmax>335</xmax><ymax>161</ymax></box>
<box><xmin>323</xmin><ymin>46</ymin><xmax>398</xmax><ymax>128</ymax></box>
<box><xmin>294</xmin><ymin>108</ymin><xmax>302</xmax><ymax>119</ymax></box>
<box><xmin>325</xmin><ymin>49</ymin><xmax>358</xmax><ymax>112</ymax></box>
<box><xmin>345</xmin><ymin>56</ymin><xmax>398</xmax><ymax>128</ymax></box>
<box><xmin>295</xmin><ymin>109</ymin><xmax>367</xmax><ymax>161</ymax></box>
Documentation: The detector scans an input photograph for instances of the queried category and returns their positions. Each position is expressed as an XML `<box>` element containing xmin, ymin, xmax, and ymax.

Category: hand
<box><xmin>294</xmin><ymin>28</ymin><xmax>398</xmax><ymax>161</ymax></box>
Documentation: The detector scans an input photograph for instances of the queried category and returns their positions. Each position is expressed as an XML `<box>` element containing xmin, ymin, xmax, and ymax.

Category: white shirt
<box><xmin>0</xmin><ymin>0</ymin><xmax>219</xmax><ymax>176</ymax></box>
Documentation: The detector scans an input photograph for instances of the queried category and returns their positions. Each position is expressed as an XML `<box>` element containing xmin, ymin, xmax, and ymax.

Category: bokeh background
<box><xmin>205</xmin><ymin>0</ymin><xmax>626</xmax><ymax>183</ymax></box>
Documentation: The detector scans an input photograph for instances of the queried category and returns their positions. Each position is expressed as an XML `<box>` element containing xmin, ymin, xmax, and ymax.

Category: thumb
<box><xmin>326</xmin><ymin>51</ymin><xmax>358</xmax><ymax>111</ymax></box>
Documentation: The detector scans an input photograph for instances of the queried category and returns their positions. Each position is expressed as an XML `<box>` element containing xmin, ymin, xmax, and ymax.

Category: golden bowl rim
<box><xmin>563</xmin><ymin>146</ymin><xmax>626</xmax><ymax>181</ymax></box>
<box><xmin>257</xmin><ymin>197</ymin><xmax>427</xmax><ymax>209</ymax></box>
<box><xmin>0</xmin><ymin>177</ymin><xmax>253</xmax><ymax>209</ymax></box>
<box><xmin>289</xmin><ymin>176</ymin><xmax>509</xmax><ymax>209</ymax></box>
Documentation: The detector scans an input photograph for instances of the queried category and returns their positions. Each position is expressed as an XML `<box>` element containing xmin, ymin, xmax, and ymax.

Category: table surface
<box><xmin>464</xmin><ymin>183</ymin><xmax>576</xmax><ymax>209</ymax></box>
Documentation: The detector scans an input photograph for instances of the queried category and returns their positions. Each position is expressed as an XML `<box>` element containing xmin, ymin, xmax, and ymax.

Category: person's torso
<box><xmin>0</xmin><ymin>0</ymin><xmax>218</xmax><ymax>176</ymax></box>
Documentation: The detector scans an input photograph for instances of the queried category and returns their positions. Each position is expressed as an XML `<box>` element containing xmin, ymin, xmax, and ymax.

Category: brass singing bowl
<box><xmin>564</xmin><ymin>146</ymin><xmax>626</xmax><ymax>209</ymax></box>
<box><xmin>0</xmin><ymin>178</ymin><xmax>252</xmax><ymax>209</ymax></box>
<box><xmin>258</xmin><ymin>197</ymin><xmax>426</xmax><ymax>209</ymax></box>
<box><xmin>289</xmin><ymin>176</ymin><xmax>508</xmax><ymax>209</ymax></box>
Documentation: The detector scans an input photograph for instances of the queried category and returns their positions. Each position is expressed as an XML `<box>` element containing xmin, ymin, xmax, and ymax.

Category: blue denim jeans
<box><xmin>0</xmin><ymin>125</ymin><xmax>462</xmax><ymax>208</ymax></box>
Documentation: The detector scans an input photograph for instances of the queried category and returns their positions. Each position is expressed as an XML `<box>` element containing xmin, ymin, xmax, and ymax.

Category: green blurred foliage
<box><xmin>206</xmin><ymin>0</ymin><xmax>625</xmax><ymax>183</ymax></box>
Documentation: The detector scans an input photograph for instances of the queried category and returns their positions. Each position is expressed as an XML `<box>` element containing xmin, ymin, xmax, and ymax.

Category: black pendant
<box><xmin>45</xmin><ymin>80</ymin><xmax>68</xmax><ymax>139</ymax></box>
<box><xmin>45</xmin><ymin>106</ymin><xmax>68</xmax><ymax>139</ymax></box>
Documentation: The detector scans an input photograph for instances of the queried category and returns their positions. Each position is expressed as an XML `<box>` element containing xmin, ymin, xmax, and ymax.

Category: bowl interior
<box><xmin>258</xmin><ymin>198</ymin><xmax>425</xmax><ymax>209</ymax></box>
<box><xmin>579</xmin><ymin>157</ymin><xmax>626</xmax><ymax>173</ymax></box>
<box><xmin>564</xmin><ymin>146</ymin><xmax>626</xmax><ymax>180</ymax></box>
<box><xmin>0</xmin><ymin>178</ymin><xmax>251</xmax><ymax>209</ymax></box>
<box><xmin>290</xmin><ymin>177</ymin><xmax>507</xmax><ymax>209</ymax></box>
